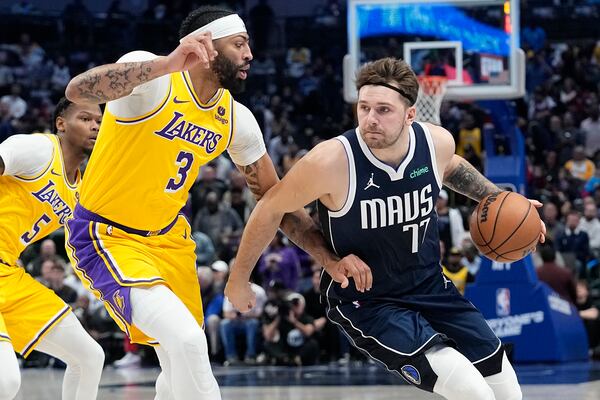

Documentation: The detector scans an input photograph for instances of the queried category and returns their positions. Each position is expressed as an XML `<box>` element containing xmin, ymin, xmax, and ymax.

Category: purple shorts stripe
<box><xmin>67</xmin><ymin>218</ymin><xmax>134</xmax><ymax>324</ymax></box>
<box><xmin>66</xmin><ymin>220</ymin><xmax>108</xmax><ymax>304</ymax></box>
<box><xmin>21</xmin><ymin>305</ymin><xmax>70</xmax><ymax>357</ymax></box>
<box><xmin>0</xmin><ymin>334</ymin><xmax>11</xmax><ymax>341</ymax></box>
<box><xmin>89</xmin><ymin>222</ymin><xmax>164</xmax><ymax>286</ymax></box>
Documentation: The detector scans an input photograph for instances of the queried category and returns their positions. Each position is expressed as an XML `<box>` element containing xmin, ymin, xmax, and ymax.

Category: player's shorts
<box><xmin>65</xmin><ymin>205</ymin><xmax>202</xmax><ymax>345</ymax></box>
<box><xmin>324</xmin><ymin>271</ymin><xmax>502</xmax><ymax>392</ymax></box>
<box><xmin>0</xmin><ymin>262</ymin><xmax>70</xmax><ymax>357</ymax></box>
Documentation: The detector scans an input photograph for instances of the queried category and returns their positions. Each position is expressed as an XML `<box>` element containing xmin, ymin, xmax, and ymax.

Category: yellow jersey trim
<box><xmin>13</xmin><ymin>133</ymin><xmax>55</xmax><ymax>182</ymax></box>
<box><xmin>226</xmin><ymin>94</ymin><xmax>235</xmax><ymax>149</ymax></box>
<box><xmin>181</xmin><ymin>71</ymin><xmax>224</xmax><ymax>110</ymax></box>
<box><xmin>21</xmin><ymin>305</ymin><xmax>70</xmax><ymax>357</ymax></box>
<box><xmin>50</xmin><ymin>135</ymin><xmax>80</xmax><ymax>190</ymax></box>
<box><xmin>115</xmin><ymin>78</ymin><xmax>173</xmax><ymax>125</ymax></box>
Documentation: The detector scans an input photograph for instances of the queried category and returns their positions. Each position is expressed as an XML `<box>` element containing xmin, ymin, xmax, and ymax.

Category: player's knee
<box><xmin>426</xmin><ymin>346</ymin><xmax>496</xmax><ymax>400</ymax></box>
<box><xmin>178</xmin><ymin>328</ymin><xmax>209</xmax><ymax>358</ymax></box>
<box><xmin>503</xmin><ymin>385</ymin><xmax>522</xmax><ymax>400</ymax></box>
<box><xmin>0</xmin><ymin>367</ymin><xmax>20</xmax><ymax>400</ymax></box>
<box><xmin>76</xmin><ymin>339</ymin><xmax>105</xmax><ymax>373</ymax></box>
<box><xmin>155</xmin><ymin>371</ymin><xmax>171</xmax><ymax>398</ymax></box>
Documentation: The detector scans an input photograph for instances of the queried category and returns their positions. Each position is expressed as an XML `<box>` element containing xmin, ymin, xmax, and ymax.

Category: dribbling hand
<box><xmin>165</xmin><ymin>31</ymin><xmax>218</xmax><ymax>73</ymax></box>
<box><xmin>224</xmin><ymin>278</ymin><xmax>256</xmax><ymax>313</ymax></box>
<box><xmin>324</xmin><ymin>254</ymin><xmax>373</xmax><ymax>293</ymax></box>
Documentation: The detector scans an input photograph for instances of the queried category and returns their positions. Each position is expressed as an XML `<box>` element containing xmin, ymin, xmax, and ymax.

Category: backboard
<box><xmin>344</xmin><ymin>0</ymin><xmax>524</xmax><ymax>102</ymax></box>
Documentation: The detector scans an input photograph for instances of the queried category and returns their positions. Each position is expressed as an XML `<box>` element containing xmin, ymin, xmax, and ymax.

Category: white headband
<box><xmin>180</xmin><ymin>14</ymin><xmax>247</xmax><ymax>43</ymax></box>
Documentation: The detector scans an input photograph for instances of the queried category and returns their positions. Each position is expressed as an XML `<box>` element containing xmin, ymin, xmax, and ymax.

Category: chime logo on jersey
<box><xmin>360</xmin><ymin>184</ymin><xmax>434</xmax><ymax>229</ymax></box>
<box><xmin>154</xmin><ymin>111</ymin><xmax>223</xmax><ymax>153</ymax></box>
<box><xmin>31</xmin><ymin>180</ymin><xmax>73</xmax><ymax>224</ymax></box>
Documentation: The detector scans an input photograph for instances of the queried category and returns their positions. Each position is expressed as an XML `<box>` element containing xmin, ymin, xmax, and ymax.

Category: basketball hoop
<box><xmin>415</xmin><ymin>76</ymin><xmax>448</xmax><ymax>125</ymax></box>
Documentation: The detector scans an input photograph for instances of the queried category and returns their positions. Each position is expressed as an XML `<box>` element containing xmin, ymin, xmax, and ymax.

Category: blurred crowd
<box><xmin>1</xmin><ymin>0</ymin><xmax>600</xmax><ymax>368</ymax></box>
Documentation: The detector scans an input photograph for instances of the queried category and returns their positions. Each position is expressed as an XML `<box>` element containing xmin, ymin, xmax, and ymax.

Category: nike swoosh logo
<box><xmin>50</xmin><ymin>169</ymin><xmax>60</xmax><ymax>176</ymax></box>
<box><xmin>173</xmin><ymin>96</ymin><xmax>189</xmax><ymax>104</ymax></box>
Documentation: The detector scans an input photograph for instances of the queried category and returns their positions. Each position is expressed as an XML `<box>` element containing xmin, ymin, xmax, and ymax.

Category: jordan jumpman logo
<box><xmin>364</xmin><ymin>173</ymin><xmax>380</xmax><ymax>190</ymax></box>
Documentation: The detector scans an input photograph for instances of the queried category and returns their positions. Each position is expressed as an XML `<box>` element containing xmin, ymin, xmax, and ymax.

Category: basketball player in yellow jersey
<box><xmin>65</xmin><ymin>5</ymin><xmax>371</xmax><ymax>400</ymax></box>
<box><xmin>0</xmin><ymin>97</ymin><xmax>104</xmax><ymax>400</ymax></box>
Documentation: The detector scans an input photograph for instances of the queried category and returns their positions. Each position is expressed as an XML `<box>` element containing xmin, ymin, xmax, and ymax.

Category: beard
<box><xmin>211</xmin><ymin>53</ymin><xmax>247</xmax><ymax>94</ymax></box>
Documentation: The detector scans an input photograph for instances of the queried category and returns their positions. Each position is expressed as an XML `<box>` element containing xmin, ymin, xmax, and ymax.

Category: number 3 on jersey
<box><xmin>165</xmin><ymin>151</ymin><xmax>194</xmax><ymax>193</ymax></box>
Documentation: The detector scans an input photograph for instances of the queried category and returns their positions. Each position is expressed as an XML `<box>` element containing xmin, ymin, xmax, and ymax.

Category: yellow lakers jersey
<box><xmin>79</xmin><ymin>71</ymin><xmax>234</xmax><ymax>231</ymax></box>
<box><xmin>0</xmin><ymin>134</ymin><xmax>80</xmax><ymax>265</ymax></box>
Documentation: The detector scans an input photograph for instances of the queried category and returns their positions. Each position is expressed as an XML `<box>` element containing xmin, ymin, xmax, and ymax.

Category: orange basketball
<box><xmin>469</xmin><ymin>191</ymin><xmax>541</xmax><ymax>263</ymax></box>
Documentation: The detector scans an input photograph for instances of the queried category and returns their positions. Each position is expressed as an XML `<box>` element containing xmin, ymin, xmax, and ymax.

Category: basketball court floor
<box><xmin>15</xmin><ymin>361</ymin><xmax>600</xmax><ymax>399</ymax></box>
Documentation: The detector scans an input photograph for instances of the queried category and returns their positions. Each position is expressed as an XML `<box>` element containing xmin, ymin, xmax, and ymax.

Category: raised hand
<box><xmin>166</xmin><ymin>31</ymin><xmax>218</xmax><ymax>72</ymax></box>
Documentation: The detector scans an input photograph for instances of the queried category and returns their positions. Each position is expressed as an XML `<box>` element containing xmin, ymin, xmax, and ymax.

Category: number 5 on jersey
<box><xmin>21</xmin><ymin>214</ymin><xmax>51</xmax><ymax>245</ymax></box>
<box><xmin>165</xmin><ymin>151</ymin><xmax>194</xmax><ymax>193</ymax></box>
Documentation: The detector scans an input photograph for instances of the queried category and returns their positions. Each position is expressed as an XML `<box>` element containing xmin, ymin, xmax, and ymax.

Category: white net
<box><xmin>415</xmin><ymin>76</ymin><xmax>448</xmax><ymax>125</ymax></box>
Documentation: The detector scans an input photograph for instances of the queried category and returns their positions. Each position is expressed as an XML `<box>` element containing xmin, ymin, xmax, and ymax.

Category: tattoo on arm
<box><xmin>237</xmin><ymin>161</ymin><xmax>263</xmax><ymax>200</ymax></box>
<box><xmin>70</xmin><ymin>60</ymin><xmax>155</xmax><ymax>104</ymax></box>
<box><xmin>444</xmin><ymin>159</ymin><xmax>501</xmax><ymax>202</ymax></box>
<box><xmin>280</xmin><ymin>210</ymin><xmax>335</xmax><ymax>267</ymax></box>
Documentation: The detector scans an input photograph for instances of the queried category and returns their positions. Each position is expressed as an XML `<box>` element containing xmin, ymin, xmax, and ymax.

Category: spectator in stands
<box><xmin>456</xmin><ymin>112</ymin><xmax>482</xmax><ymax>159</ymax></box>
<box><xmin>436</xmin><ymin>189</ymin><xmax>466</xmax><ymax>251</ymax></box>
<box><xmin>576</xmin><ymin>280</ymin><xmax>600</xmax><ymax>358</ymax></box>
<box><xmin>258</xmin><ymin>231</ymin><xmax>301</xmax><ymax>291</ymax></box>
<box><xmin>262</xmin><ymin>292</ymin><xmax>318</xmax><ymax>366</ymax></box>
<box><xmin>193</xmin><ymin>190</ymin><xmax>243</xmax><ymax>255</ymax></box>
<box><xmin>211</xmin><ymin>260</ymin><xmax>229</xmax><ymax>293</ymax></box>
<box><xmin>193</xmin><ymin>231</ymin><xmax>216</xmax><ymax>267</ymax></box>
<box><xmin>0</xmin><ymin>83</ymin><xmax>27</xmax><ymax>119</ymax></box>
<box><xmin>26</xmin><ymin>238</ymin><xmax>62</xmax><ymax>277</ymax></box>
<box><xmin>461</xmin><ymin>238</ymin><xmax>483</xmax><ymax>276</ymax></box>
<box><xmin>50</xmin><ymin>55</ymin><xmax>71</xmax><ymax>94</ymax></box>
<box><xmin>442</xmin><ymin>247</ymin><xmax>474</xmax><ymax>295</ymax></box>
<box><xmin>38</xmin><ymin>257</ymin><xmax>78</xmax><ymax>305</ymax></box>
<box><xmin>582</xmin><ymin>101</ymin><xmax>600</xmax><ymax>157</ymax></box>
<box><xmin>286</xmin><ymin>46</ymin><xmax>311</xmax><ymax>79</ymax></box>
<box><xmin>542</xmin><ymin>202</ymin><xmax>565</xmax><ymax>242</ymax></box>
<box><xmin>528</xmin><ymin>88</ymin><xmax>556</xmax><ymax>120</ymax></box>
<box><xmin>302</xmin><ymin>268</ymin><xmax>349</xmax><ymax>362</ymax></box>
<box><xmin>221</xmin><ymin>281</ymin><xmax>266</xmax><ymax>366</ymax></box>
<box><xmin>579</xmin><ymin>201</ymin><xmax>600</xmax><ymax>258</ymax></box>
<box><xmin>198</xmin><ymin>267</ymin><xmax>225</xmax><ymax>361</ymax></box>
<box><xmin>565</xmin><ymin>145</ymin><xmax>595</xmax><ymax>181</ymax></box>
<box><xmin>536</xmin><ymin>241</ymin><xmax>577</xmax><ymax>304</ymax></box>
<box><xmin>191</xmin><ymin>165</ymin><xmax>228</xmax><ymax>213</ymax></box>
<box><xmin>556</xmin><ymin>210</ymin><xmax>591</xmax><ymax>276</ymax></box>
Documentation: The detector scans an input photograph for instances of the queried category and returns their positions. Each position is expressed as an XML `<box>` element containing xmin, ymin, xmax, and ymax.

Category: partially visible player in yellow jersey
<box><xmin>65</xmin><ymin>5</ymin><xmax>372</xmax><ymax>400</ymax></box>
<box><xmin>0</xmin><ymin>97</ymin><xmax>104</xmax><ymax>400</ymax></box>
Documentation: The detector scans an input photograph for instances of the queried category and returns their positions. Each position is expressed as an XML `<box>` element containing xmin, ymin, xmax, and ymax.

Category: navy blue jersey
<box><xmin>319</xmin><ymin>122</ymin><xmax>443</xmax><ymax>302</ymax></box>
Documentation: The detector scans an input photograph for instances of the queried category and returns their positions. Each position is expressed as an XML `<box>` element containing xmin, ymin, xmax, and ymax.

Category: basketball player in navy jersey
<box><xmin>226</xmin><ymin>57</ymin><xmax>545</xmax><ymax>400</ymax></box>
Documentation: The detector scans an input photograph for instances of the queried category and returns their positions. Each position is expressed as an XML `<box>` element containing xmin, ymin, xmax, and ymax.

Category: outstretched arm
<box><xmin>65</xmin><ymin>32</ymin><xmax>217</xmax><ymax>104</ymax></box>
<box><xmin>236</xmin><ymin>154</ymin><xmax>342</xmax><ymax>275</ymax></box>
<box><xmin>229</xmin><ymin>141</ymin><xmax>371</xmax><ymax>312</ymax></box>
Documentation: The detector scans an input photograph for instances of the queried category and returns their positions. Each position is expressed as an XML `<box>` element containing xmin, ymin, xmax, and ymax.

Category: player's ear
<box><xmin>55</xmin><ymin>116</ymin><xmax>66</xmax><ymax>134</ymax></box>
<box><xmin>405</xmin><ymin>105</ymin><xmax>416</xmax><ymax>125</ymax></box>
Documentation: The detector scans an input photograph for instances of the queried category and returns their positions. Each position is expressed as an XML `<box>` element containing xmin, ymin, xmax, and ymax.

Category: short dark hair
<box><xmin>179</xmin><ymin>6</ymin><xmax>235</xmax><ymax>39</ymax></box>
<box><xmin>52</xmin><ymin>97</ymin><xmax>74</xmax><ymax>134</ymax></box>
<box><xmin>355</xmin><ymin>57</ymin><xmax>419</xmax><ymax>106</ymax></box>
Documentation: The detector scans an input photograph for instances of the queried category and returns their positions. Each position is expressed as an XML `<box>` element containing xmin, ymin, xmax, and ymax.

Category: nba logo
<box><xmin>496</xmin><ymin>288</ymin><xmax>511</xmax><ymax>316</ymax></box>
